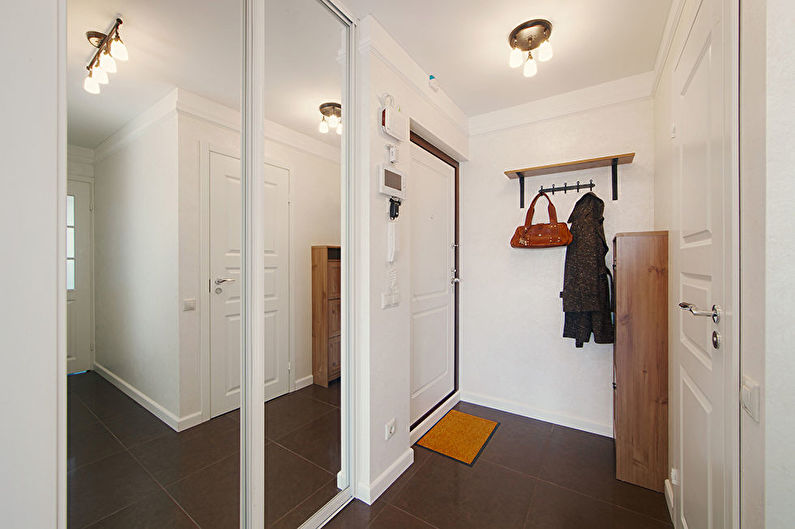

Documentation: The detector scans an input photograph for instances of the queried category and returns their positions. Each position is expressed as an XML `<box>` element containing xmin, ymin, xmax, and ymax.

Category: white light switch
<box><xmin>183</xmin><ymin>298</ymin><xmax>197</xmax><ymax>312</ymax></box>
<box><xmin>741</xmin><ymin>375</ymin><xmax>761</xmax><ymax>422</ymax></box>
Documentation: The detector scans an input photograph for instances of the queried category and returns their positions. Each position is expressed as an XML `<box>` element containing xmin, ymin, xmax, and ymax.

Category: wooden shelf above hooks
<box><xmin>505</xmin><ymin>153</ymin><xmax>635</xmax><ymax>207</ymax></box>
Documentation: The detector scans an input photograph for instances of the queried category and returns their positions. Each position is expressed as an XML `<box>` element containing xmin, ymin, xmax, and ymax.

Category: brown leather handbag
<box><xmin>510</xmin><ymin>192</ymin><xmax>573</xmax><ymax>248</ymax></box>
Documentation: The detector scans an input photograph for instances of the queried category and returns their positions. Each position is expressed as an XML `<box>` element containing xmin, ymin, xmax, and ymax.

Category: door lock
<box><xmin>712</xmin><ymin>330</ymin><xmax>721</xmax><ymax>349</ymax></box>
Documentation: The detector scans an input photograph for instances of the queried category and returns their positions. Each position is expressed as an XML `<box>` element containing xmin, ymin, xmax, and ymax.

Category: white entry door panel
<box><xmin>409</xmin><ymin>143</ymin><xmax>455</xmax><ymax>425</ymax></box>
<box><xmin>673</xmin><ymin>0</ymin><xmax>733</xmax><ymax>526</ymax></box>
<box><xmin>66</xmin><ymin>180</ymin><xmax>93</xmax><ymax>374</ymax></box>
<box><xmin>263</xmin><ymin>162</ymin><xmax>290</xmax><ymax>402</ymax></box>
<box><xmin>210</xmin><ymin>151</ymin><xmax>243</xmax><ymax>417</ymax></box>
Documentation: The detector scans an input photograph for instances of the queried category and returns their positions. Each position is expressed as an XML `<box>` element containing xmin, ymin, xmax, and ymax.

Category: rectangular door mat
<box><xmin>416</xmin><ymin>409</ymin><xmax>499</xmax><ymax>465</ymax></box>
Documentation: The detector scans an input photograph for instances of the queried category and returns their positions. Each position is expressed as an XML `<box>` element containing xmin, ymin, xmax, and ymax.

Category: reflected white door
<box><xmin>263</xmin><ymin>162</ymin><xmax>290</xmax><ymax>402</ymax></box>
<box><xmin>409</xmin><ymin>143</ymin><xmax>455</xmax><ymax>425</ymax></box>
<box><xmin>673</xmin><ymin>0</ymin><xmax>733</xmax><ymax>526</ymax></box>
<box><xmin>210</xmin><ymin>151</ymin><xmax>243</xmax><ymax>417</ymax></box>
<box><xmin>66</xmin><ymin>180</ymin><xmax>93</xmax><ymax>374</ymax></box>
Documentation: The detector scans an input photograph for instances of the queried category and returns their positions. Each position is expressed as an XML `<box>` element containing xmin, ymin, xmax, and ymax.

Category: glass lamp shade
<box><xmin>110</xmin><ymin>37</ymin><xmax>128</xmax><ymax>61</ymax></box>
<box><xmin>523</xmin><ymin>55</ymin><xmax>538</xmax><ymax>78</ymax></box>
<box><xmin>83</xmin><ymin>74</ymin><xmax>100</xmax><ymax>94</ymax></box>
<box><xmin>328</xmin><ymin>114</ymin><xmax>340</xmax><ymax>128</ymax></box>
<box><xmin>93</xmin><ymin>67</ymin><xmax>109</xmax><ymax>84</ymax></box>
<box><xmin>336</xmin><ymin>123</ymin><xmax>343</xmax><ymax>135</ymax></box>
<box><xmin>509</xmin><ymin>47</ymin><xmax>524</xmax><ymax>68</ymax></box>
<box><xmin>98</xmin><ymin>51</ymin><xmax>117</xmax><ymax>73</ymax></box>
<box><xmin>319</xmin><ymin>119</ymin><xmax>329</xmax><ymax>133</ymax></box>
<box><xmin>537</xmin><ymin>40</ymin><xmax>554</xmax><ymax>62</ymax></box>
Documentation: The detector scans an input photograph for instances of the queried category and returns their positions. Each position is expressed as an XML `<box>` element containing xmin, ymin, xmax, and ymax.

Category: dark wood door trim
<box><xmin>409</xmin><ymin>131</ymin><xmax>460</xmax><ymax>431</ymax></box>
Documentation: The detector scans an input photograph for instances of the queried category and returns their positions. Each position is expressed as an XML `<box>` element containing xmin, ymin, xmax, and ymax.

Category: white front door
<box><xmin>66</xmin><ymin>180</ymin><xmax>93</xmax><ymax>374</ymax></box>
<box><xmin>263</xmin><ymin>162</ymin><xmax>290</xmax><ymax>402</ymax></box>
<box><xmin>672</xmin><ymin>0</ymin><xmax>734</xmax><ymax>526</ymax></box>
<box><xmin>409</xmin><ymin>143</ymin><xmax>456</xmax><ymax>425</ymax></box>
<box><xmin>210</xmin><ymin>151</ymin><xmax>243</xmax><ymax>417</ymax></box>
<box><xmin>209</xmin><ymin>153</ymin><xmax>291</xmax><ymax>417</ymax></box>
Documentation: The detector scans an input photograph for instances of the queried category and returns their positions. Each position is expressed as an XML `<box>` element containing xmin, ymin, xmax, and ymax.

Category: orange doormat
<box><xmin>416</xmin><ymin>409</ymin><xmax>499</xmax><ymax>465</ymax></box>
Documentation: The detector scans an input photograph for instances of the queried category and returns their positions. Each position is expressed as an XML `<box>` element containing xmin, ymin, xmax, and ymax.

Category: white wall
<box><xmin>93</xmin><ymin>102</ymin><xmax>182</xmax><ymax>418</ymax></box>
<box><xmin>461</xmin><ymin>97</ymin><xmax>655</xmax><ymax>437</ymax></box>
<box><xmin>354</xmin><ymin>16</ymin><xmax>469</xmax><ymax>503</ymax></box>
<box><xmin>764</xmin><ymin>0</ymin><xmax>795</xmax><ymax>525</ymax></box>
<box><xmin>0</xmin><ymin>0</ymin><xmax>62</xmax><ymax>525</ymax></box>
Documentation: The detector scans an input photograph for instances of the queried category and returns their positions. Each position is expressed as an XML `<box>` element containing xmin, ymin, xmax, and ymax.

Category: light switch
<box><xmin>183</xmin><ymin>298</ymin><xmax>197</xmax><ymax>312</ymax></box>
<box><xmin>741</xmin><ymin>375</ymin><xmax>761</xmax><ymax>422</ymax></box>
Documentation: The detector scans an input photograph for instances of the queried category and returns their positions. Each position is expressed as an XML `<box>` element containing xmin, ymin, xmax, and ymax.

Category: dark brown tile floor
<box><xmin>328</xmin><ymin>401</ymin><xmax>673</xmax><ymax>529</ymax></box>
<box><xmin>68</xmin><ymin>371</ymin><xmax>341</xmax><ymax>528</ymax></box>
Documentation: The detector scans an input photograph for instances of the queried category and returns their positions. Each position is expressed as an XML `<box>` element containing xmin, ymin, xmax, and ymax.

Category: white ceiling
<box><xmin>344</xmin><ymin>0</ymin><xmax>672</xmax><ymax>116</ymax></box>
<box><xmin>68</xmin><ymin>0</ymin><xmax>672</xmax><ymax>148</ymax></box>
<box><xmin>68</xmin><ymin>0</ymin><xmax>345</xmax><ymax>149</ymax></box>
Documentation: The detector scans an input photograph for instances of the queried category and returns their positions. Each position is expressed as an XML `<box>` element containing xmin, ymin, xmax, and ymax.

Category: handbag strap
<box><xmin>523</xmin><ymin>191</ymin><xmax>559</xmax><ymax>228</ymax></box>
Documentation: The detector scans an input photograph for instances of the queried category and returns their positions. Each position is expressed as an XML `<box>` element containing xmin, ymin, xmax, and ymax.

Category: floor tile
<box><xmin>265</xmin><ymin>443</ymin><xmax>335</xmax><ymax>525</ymax></box>
<box><xmin>538</xmin><ymin>425</ymin><xmax>671</xmax><ymax>523</ymax></box>
<box><xmin>73</xmin><ymin>378</ymin><xmax>147</xmax><ymax>422</ymax></box>
<box><xmin>454</xmin><ymin>402</ymin><xmax>553</xmax><ymax>477</ymax></box>
<box><xmin>68</xmin><ymin>421</ymin><xmax>125</xmax><ymax>471</ymax></box>
<box><xmin>68</xmin><ymin>371</ymin><xmax>103</xmax><ymax>393</ymax></box>
<box><xmin>167</xmin><ymin>453</ymin><xmax>240</xmax><ymax>529</ymax></box>
<box><xmin>101</xmin><ymin>403</ymin><xmax>174</xmax><ymax>448</ymax></box>
<box><xmin>296</xmin><ymin>381</ymin><xmax>342</xmax><ymax>408</ymax></box>
<box><xmin>130</xmin><ymin>416</ymin><xmax>239</xmax><ymax>485</ymax></box>
<box><xmin>275</xmin><ymin>409</ymin><xmax>340</xmax><ymax>473</ymax></box>
<box><xmin>269</xmin><ymin>478</ymin><xmax>339</xmax><ymax>529</ymax></box>
<box><xmin>370</xmin><ymin>505</ymin><xmax>437</xmax><ymax>529</ymax></box>
<box><xmin>68</xmin><ymin>396</ymin><xmax>100</xmax><ymax>432</ymax></box>
<box><xmin>68</xmin><ymin>451</ymin><xmax>160</xmax><ymax>529</ymax></box>
<box><xmin>391</xmin><ymin>454</ymin><xmax>536</xmax><ymax>529</ymax></box>
<box><xmin>266</xmin><ymin>391</ymin><xmax>336</xmax><ymax>440</ymax></box>
<box><xmin>524</xmin><ymin>480</ymin><xmax>673</xmax><ymax>529</ymax></box>
<box><xmin>324</xmin><ymin>499</ymin><xmax>386</xmax><ymax>529</ymax></box>
<box><xmin>85</xmin><ymin>490</ymin><xmax>197</xmax><ymax>529</ymax></box>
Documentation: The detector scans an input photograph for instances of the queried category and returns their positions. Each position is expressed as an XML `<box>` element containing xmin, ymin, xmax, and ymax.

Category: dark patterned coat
<box><xmin>562</xmin><ymin>192</ymin><xmax>614</xmax><ymax>347</ymax></box>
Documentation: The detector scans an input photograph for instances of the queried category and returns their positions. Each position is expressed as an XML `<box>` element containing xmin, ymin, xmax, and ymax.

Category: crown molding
<box><xmin>468</xmin><ymin>71</ymin><xmax>655</xmax><ymax>136</ymax></box>
<box><xmin>67</xmin><ymin>145</ymin><xmax>95</xmax><ymax>179</ymax></box>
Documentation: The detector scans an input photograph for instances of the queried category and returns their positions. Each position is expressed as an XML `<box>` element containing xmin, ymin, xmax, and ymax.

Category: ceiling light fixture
<box><xmin>83</xmin><ymin>18</ymin><xmax>128</xmax><ymax>94</ymax></box>
<box><xmin>318</xmin><ymin>102</ymin><xmax>342</xmax><ymax>135</ymax></box>
<box><xmin>508</xmin><ymin>19</ymin><xmax>553</xmax><ymax>78</ymax></box>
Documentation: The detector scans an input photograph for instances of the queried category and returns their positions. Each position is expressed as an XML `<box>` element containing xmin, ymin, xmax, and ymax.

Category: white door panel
<box><xmin>673</xmin><ymin>0</ymin><xmax>732</xmax><ymax>526</ymax></box>
<box><xmin>66</xmin><ymin>180</ymin><xmax>93</xmax><ymax>374</ymax></box>
<box><xmin>409</xmin><ymin>143</ymin><xmax>455</xmax><ymax>425</ymax></box>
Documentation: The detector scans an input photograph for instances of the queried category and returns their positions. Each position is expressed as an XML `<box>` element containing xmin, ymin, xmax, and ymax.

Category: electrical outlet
<box><xmin>385</xmin><ymin>418</ymin><xmax>396</xmax><ymax>440</ymax></box>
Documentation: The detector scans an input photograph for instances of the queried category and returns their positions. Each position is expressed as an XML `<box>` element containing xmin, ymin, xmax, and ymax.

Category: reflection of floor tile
<box><xmin>265</xmin><ymin>443</ymin><xmax>335</xmax><ymax>525</ymax></box>
<box><xmin>265</xmin><ymin>391</ymin><xmax>336</xmax><ymax>440</ymax></box>
<box><xmin>275</xmin><ymin>409</ymin><xmax>340</xmax><ymax>473</ymax></box>
<box><xmin>84</xmin><ymin>490</ymin><xmax>197</xmax><ymax>529</ymax></box>
<box><xmin>168</xmin><ymin>453</ymin><xmax>240</xmax><ymax>529</ymax></box>
<box><xmin>68</xmin><ymin>421</ymin><xmax>125</xmax><ymax>471</ymax></box>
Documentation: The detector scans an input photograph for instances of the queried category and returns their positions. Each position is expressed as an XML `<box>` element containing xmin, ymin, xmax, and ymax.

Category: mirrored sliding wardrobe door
<box><xmin>65</xmin><ymin>0</ymin><xmax>243</xmax><ymax>527</ymax></box>
<box><xmin>262</xmin><ymin>0</ymin><xmax>353</xmax><ymax>526</ymax></box>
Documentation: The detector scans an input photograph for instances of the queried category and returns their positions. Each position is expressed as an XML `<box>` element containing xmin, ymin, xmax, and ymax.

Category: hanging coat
<box><xmin>561</xmin><ymin>192</ymin><xmax>614</xmax><ymax>347</ymax></box>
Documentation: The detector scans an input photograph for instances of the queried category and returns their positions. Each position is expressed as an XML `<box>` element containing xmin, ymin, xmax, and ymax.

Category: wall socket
<box><xmin>385</xmin><ymin>418</ymin><xmax>396</xmax><ymax>440</ymax></box>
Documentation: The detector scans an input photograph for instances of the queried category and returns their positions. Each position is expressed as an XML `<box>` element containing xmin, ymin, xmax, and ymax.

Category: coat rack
<box><xmin>505</xmin><ymin>153</ymin><xmax>635</xmax><ymax>208</ymax></box>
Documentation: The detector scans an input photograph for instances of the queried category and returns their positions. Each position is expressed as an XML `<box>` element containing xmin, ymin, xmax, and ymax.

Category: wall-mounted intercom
<box><xmin>379</xmin><ymin>164</ymin><xmax>406</xmax><ymax>200</ymax></box>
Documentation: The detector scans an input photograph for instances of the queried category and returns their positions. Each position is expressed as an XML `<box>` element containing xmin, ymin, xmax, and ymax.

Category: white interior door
<box><xmin>263</xmin><ymin>162</ymin><xmax>290</xmax><ymax>402</ymax></box>
<box><xmin>66</xmin><ymin>180</ymin><xmax>93</xmax><ymax>374</ymax></box>
<box><xmin>672</xmin><ymin>0</ymin><xmax>733</xmax><ymax>526</ymax></box>
<box><xmin>210</xmin><ymin>151</ymin><xmax>243</xmax><ymax>417</ymax></box>
<box><xmin>409</xmin><ymin>143</ymin><xmax>455</xmax><ymax>425</ymax></box>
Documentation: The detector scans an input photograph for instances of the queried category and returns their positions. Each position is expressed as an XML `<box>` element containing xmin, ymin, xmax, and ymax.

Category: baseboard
<box><xmin>294</xmin><ymin>374</ymin><xmax>314</xmax><ymax>391</ymax></box>
<box><xmin>664</xmin><ymin>479</ymin><xmax>675</xmax><ymax>523</ymax></box>
<box><xmin>356</xmin><ymin>447</ymin><xmax>414</xmax><ymax>505</ymax></box>
<box><xmin>92</xmin><ymin>362</ymin><xmax>201</xmax><ymax>432</ymax></box>
<box><xmin>409</xmin><ymin>391</ymin><xmax>460</xmax><ymax>445</ymax></box>
<box><xmin>460</xmin><ymin>390</ymin><xmax>613</xmax><ymax>438</ymax></box>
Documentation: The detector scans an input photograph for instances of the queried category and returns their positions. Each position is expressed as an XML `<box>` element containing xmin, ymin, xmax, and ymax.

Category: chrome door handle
<box><xmin>215</xmin><ymin>278</ymin><xmax>236</xmax><ymax>285</ymax></box>
<box><xmin>678</xmin><ymin>302</ymin><xmax>721</xmax><ymax>324</ymax></box>
<box><xmin>450</xmin><ymin>277</ymin><xmax>460</xmax><ymax>285</ymax></box>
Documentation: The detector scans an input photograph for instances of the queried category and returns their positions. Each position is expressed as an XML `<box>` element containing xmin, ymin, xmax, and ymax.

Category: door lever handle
<box><xmin>678</xmin><ymin>302</ymin><xmax>721</xmax><ymax>324</ymax></box>
<box><xmin>450</xmin><ymin>277</ymin><xmax>460</xmax><ymax>285</ymax></box>
<box><xmin>215</xmin><ymin>278</ymin><xmax>236</xmax><ymax>285</ymax></box>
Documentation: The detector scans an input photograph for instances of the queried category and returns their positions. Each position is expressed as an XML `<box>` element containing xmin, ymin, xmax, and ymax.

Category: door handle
<box><xmin>215</xmin><ymin>278</ymin><xmax>236</xmax><ymax>285</ymax></box>
<box><xmin>450</xmin><ymin>277</ymin><xmax>460</xmax><ymax>285</ymax></box>
<box><xmin>678</xmin><ymin>302</ymin><xmax>721</xmax><ymax>324</ymax></box>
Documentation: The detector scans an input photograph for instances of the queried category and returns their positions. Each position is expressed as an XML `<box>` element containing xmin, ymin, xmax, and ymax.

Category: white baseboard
<box><xmin>93</xmin><ymin>362</ymin><xmax>201</xmax><ymax>432</ymax></box>
<box><xmin>409</xmin><ymin>391</ymin><xmax>460</xmax><ymax>445</ymax></box>
<box><xmin>294</xmin><ymin>374</ymin><xmax>314</xmax><ymax>391</ymax></box>
<box><xmin>459</xmin><ymin>390</ymin><xmax>614</xmax><ymax>438</ymax></box>
<box><xmin>356</xmin><ymin>447</ymin><xmax>414</xmax><ymax>505</ymax></box>
<box><xmin>664</xmin><ymin>478</ymin><xmax>675</xmax><ymax>523</ymax></box>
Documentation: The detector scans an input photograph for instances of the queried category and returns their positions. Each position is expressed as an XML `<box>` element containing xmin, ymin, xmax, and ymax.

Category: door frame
<box><xmin>407</xmin><ymin>131</ymin><xmax>461</xmax><ymax>432</ymax></box>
